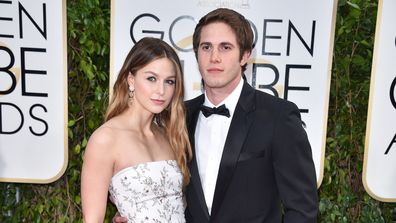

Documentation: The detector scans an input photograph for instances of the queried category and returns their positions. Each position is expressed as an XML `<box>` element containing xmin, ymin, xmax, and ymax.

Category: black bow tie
<box><xmin>200</xmin><ymin>104</ymin><xmax>230</xmax><ymax>118</ymax></box>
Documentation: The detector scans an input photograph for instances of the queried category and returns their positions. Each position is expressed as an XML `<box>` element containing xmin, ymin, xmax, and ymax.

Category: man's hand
<box><xmin>112</xmin><ymin>212</ymin><xmax>128</xmax><ymax>223</ymax></box>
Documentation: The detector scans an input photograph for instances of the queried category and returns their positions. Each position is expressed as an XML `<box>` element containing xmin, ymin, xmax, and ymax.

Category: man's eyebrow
<box><xmin>199</xmin><ymin>42</ymin><xmax>212</xmax><ymax>46</ymax></box>
<box><xmin>199</xmin><ymin>42</ymin><xmax>234</xmax><ymax>46</ymax></box>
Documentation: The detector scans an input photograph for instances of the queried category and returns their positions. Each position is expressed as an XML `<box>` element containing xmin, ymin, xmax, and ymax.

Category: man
<box><xmin>114</xmin><ymin>7</ymin><xmax>318</xmax><ymax>223</ymax></box>
<box><xmin>184</xmin><ymin>8</ymin><xmax>318</xmax><ymax>223</ymax></box>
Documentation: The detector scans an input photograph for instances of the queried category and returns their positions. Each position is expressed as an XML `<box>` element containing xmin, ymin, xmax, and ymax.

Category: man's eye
<box><xmin>222</xmin><ymin>45</ymin><xmax>232</xmax><ymax>50</ymax></box>
<box><xmin>201</xmin><ymin>45</ymin><xmax>211</xmax><ymax>51</ymax></box>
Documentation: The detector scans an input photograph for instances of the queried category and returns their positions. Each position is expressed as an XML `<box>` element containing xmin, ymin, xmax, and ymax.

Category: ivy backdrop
<box><xmin>1</xmin><ymin>0</ymin><xmax>395</xmax><ymax>222</ymax></box>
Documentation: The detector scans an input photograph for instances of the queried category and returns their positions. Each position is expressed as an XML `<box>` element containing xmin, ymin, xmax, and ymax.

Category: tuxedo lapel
<box><xmin>210</xmin><ymin>83</ymin><xmax>256</xmax><ymax>217</ymax></box>
<box><xmin>186</xmin><ymin>95</ymin><xmax>210</xmax><ymax>220</ymax></box>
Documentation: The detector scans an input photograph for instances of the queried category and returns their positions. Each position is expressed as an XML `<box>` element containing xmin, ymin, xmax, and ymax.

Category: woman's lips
<box><xmin>152</xmin><ymin>99</ymin><xmax>165</xmax><ymax>105</ymax></box>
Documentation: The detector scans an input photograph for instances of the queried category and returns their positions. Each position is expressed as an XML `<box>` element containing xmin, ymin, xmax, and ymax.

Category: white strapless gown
<box><xmin>109</xmin><ymin>160</ymin><xmax>185</xmax><ymax>223</ymax></box>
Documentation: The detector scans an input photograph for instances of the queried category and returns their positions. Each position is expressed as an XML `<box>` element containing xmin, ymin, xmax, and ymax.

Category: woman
<box><xmin>81</xmin><ymin>37</ymin><xmax>192</xmax><ymax>222</ymax></box>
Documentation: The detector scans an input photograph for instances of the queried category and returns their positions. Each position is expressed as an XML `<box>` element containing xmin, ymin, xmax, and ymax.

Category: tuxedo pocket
<box><xmin>237</xmin><ymin>150</ymin><xmax>266</xmax><ymax>162</ymax></box>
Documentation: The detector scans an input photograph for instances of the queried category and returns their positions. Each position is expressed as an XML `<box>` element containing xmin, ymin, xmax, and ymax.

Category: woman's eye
<box><xmin>147</xmin><ymin>76</ymin><xmax>156</xmax><ymax>82</ymax></box>
<box><xmin>166</xmin><ymin>79</ymin><xmax>176</xmax><ymax>85</ymax></box>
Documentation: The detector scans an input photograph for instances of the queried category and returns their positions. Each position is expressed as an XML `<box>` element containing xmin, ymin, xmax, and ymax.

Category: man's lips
<box><xmin>207</xmin><ymin>68</ymin><xmax>224</xmax><ymax>73</ymax></box>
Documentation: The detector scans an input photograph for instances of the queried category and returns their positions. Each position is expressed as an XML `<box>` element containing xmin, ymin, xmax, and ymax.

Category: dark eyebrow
<box><xmin>199</xmin><ymin>42</ymin><xmax>235</xmax><ymax>47</ymax></box>
<box><xmin>220</xmin><ymin>42</ymin><xmax>234</xmax><ymax>47</ymax></box>
<box><xmin>199</xmin><ymin>42</ymin><xmax>212</xmax><ymax>46</ymax></box>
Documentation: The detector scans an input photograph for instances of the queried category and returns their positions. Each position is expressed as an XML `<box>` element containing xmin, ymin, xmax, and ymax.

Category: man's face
<box><xmin>197</xmin><ymin>22</ymin><xmax>249</xmax><ymax>93</ymax></box>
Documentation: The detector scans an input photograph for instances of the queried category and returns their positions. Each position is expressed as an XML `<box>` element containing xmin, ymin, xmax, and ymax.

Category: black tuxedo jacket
<box><xmin>185</xmin><ymin>82</ymin><xmax>318</xmax><ymax>223</ymax></box>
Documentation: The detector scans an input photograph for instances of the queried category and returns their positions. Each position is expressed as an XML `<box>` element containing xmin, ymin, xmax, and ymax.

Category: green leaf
<box><xmin>82</xmin><ymin>137</ymin><xmax>88</xmax><ymax>148</ymax></box>
<box><xmin>74</xmin><ymin>144</ymin><xmax>81</xmax><ymax>155</ymax></box>
<box><xmin>68</xmin><ymin>120</ymin><xmax>76</xmax><ymax>127</ymax></box>
<box><xmin>346</xmin><ymin>1</ymin><xmax>361</xmax><ymax>9</ymax></box>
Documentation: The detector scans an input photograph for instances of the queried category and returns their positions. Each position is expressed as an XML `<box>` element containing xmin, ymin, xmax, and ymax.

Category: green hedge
<box><xmin>1</xmin><ymin>0</ymin><xmax>395</xmax><ymax>222</ymax></box>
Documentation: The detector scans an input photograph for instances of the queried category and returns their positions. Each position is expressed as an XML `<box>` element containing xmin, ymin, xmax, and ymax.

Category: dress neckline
<box><xmin>112</xmin><ymin>159</ymin><xmax>177</xmax><ymax>179</ymax></box>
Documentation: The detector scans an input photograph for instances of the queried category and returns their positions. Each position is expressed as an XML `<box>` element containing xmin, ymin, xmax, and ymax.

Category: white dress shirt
<box><xmin>194</xmin><ymin>77</ymin><xmax>244</xmax><ymax>214</ymax></box>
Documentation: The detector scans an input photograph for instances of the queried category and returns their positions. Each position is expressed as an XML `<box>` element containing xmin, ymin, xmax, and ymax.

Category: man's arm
<box><xmin>272</xmin><ymin>101</ymin><xmax>319</xmax><ymax>223</ymax></box>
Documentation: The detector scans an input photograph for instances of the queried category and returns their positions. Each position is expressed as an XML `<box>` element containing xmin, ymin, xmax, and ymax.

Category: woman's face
<box><xmin>128</xmin><ymin>57</ymin><xmax>177</xmax><ymax>114</ymax></box>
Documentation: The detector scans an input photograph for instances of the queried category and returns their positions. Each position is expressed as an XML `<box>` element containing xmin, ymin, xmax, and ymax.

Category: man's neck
<box><xmin>205</xmin><ymin>77</ymin><xmax>242</xmax><ymax>106</ymax></box>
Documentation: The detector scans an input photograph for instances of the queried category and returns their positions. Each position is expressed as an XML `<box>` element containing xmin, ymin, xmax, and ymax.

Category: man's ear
<box><xmin>240</xmin><ymin>51</ymin><xmax>251</xmax><ymax>66</ymax></box>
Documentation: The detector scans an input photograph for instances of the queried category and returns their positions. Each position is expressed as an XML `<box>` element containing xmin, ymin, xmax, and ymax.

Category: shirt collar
<box><xmin>203</xmin><ymin>76</ymin><xmax>243</xmax><ymax>118</ymax></box>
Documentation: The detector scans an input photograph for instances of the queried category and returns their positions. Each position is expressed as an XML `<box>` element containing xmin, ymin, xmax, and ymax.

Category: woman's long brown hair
<box><xmin>105</xmin><ymin>37</ymin><xmax>192</xmax><ymax>186</ymax></box>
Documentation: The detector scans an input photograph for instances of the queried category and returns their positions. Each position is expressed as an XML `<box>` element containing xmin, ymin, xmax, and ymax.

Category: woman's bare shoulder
<box><xmin>86</xmin><ymin>119</ymin><xmax>126</xmax><ymax>153</ymax></box>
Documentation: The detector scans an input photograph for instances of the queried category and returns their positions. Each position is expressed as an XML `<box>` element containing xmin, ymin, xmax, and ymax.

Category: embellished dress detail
<box><xmin>109</xmin><ymin>160</ymin><xmax>185</xmax><ymax>223</ymax></box>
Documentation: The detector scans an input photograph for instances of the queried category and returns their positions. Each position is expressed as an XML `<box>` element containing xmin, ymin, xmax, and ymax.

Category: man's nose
<box><xmin>210</xmin><ymin>49</ymin><xmax>221</xmax><ymax>63</ymax></box>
